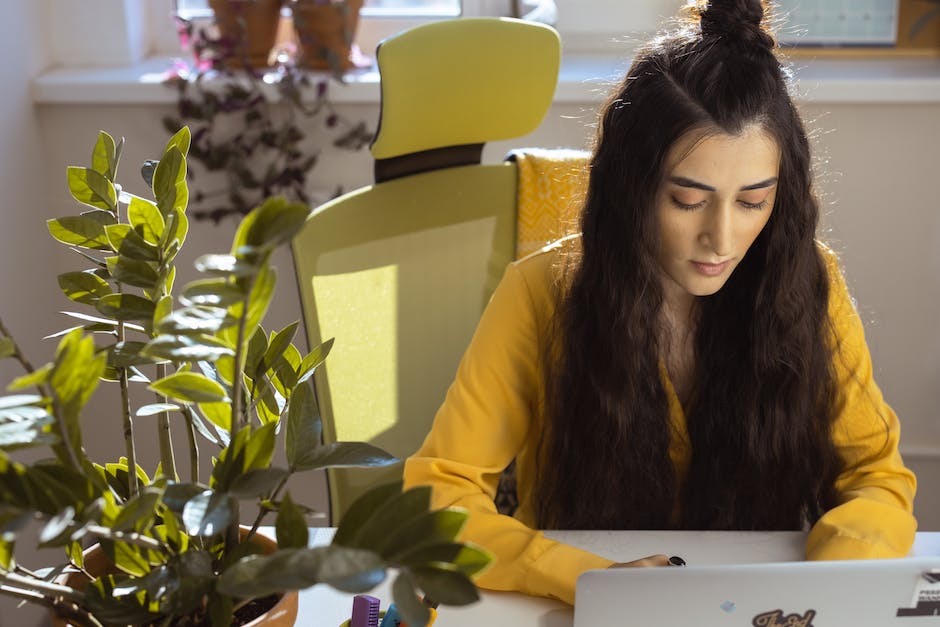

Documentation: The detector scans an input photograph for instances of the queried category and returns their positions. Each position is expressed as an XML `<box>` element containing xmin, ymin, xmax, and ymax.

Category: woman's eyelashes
<box><xmin>671</xmin><ymin>197</ymin><xmax>706</xmax><ymax>211</ymax></box>
<box><xmin>669</xmin><ymin>196</ymin><xmax>770</xmax><ymax>211</ymax></box>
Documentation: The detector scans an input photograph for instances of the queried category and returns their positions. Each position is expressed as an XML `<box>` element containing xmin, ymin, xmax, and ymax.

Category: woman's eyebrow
<box><xmin>668</xmin><ymin>176</ymin><xmax>778</xmax><ymax>192</ymax></box>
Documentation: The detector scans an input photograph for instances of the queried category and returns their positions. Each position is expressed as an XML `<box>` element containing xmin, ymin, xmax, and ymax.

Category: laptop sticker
<box><xmin>720</xmin><ymin>600</ymin><xmax>736</xmax><ymax>614</ymax></box>
<box><xmin>751</xmin><ymin>609</ymin><xmax>816</xmax><ymax>626</ymax></box>
<box><xmin>896</xmin><ymin>570</ymin><xmax>940</xmax><ymax>617</ymax></box>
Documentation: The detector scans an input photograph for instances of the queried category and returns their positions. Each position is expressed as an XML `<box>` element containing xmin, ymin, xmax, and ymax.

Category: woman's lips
<box><xmin>691</xmin><ymin>260</ymin><xmax>731</xmax><ymax>276</ymax></box>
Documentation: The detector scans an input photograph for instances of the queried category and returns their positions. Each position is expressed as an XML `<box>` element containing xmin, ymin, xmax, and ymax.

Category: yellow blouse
<box><xmin>403</xmin><ymin>240</ymin><xmax>917</xmax><ymax>605</ymax></box>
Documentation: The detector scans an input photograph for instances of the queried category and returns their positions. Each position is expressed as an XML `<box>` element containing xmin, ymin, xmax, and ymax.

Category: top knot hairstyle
<box><xmin>693</xmin><ymin>0</ymin><xmax>776</xmax><ymax>50</ymax></box>
<box><xmin>535</xmin><ymin>0</ymin><xmax>844</xmax><ymax>532</ymax></box>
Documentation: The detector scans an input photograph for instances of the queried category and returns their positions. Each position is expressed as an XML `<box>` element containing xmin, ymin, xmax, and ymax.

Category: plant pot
<box><xmin>51</xmin><ymin>530</ymin><xmax>298</xmax><ymax>626</ymax></box>
<box><xmin>291</xmin><ymin>0</ymin><xmax>364</xmax><ymax>72</ymax></box>
<box><xmin>209</xmin><ymin>0</ymin><xmax>284</xmax><ymax>68</ymax></box>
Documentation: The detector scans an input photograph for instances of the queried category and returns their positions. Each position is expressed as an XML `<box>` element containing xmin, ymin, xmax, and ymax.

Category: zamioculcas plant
<box><xmin>0</xmin><ymin>129</ymin><xmax>490</xmax><ymax>627</ymax></box>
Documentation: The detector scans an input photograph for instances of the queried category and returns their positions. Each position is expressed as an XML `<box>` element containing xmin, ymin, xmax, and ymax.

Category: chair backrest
<box><xmin>291</xmin><ymin>17</ymin><xmax>561</xmax><ymax>523</ymax></box>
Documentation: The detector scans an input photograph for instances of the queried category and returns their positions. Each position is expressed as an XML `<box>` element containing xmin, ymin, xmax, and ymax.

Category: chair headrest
<box><xmin>370</xmin><ymin>17</ymin><xmax>561</xmax><ymax>161</ymax></box>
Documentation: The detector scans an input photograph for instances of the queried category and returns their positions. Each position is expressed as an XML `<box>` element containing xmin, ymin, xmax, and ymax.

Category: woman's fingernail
<box><xmin>668</xmin><ymin>555</ymin><xmax>686</xmax><ymax>566</ymax></box>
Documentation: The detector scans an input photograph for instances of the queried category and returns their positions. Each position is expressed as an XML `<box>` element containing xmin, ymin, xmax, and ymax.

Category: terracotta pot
<box><xmin>209</xmin><ymin>0</ymin><xmax>284</xmax><ymax>68</ymax></box>
<box><xmin>51</xmin><ymin>530</ymin><xmax>298</xmax><ymax>626</ymax></box>
<box><xmin>291</xmin><ymin>0</ymin><xmax>364</xmax><ymax>72</ymax></box>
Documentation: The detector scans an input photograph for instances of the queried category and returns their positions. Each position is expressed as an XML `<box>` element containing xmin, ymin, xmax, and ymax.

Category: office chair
<box><xmin>291</xmin><ymin>17</ymin><xmax>564</xmax><ymax>523</ymax></box>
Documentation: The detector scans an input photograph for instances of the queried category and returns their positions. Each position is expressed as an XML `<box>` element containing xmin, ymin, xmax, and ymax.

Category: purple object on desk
<box><xmin>351</xmin><ymin>594</ymin><xmax>381</xmax><ymax>627</ymax></box>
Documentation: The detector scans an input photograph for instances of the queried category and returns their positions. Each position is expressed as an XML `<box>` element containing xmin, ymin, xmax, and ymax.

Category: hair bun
<box><xmin>699</xmin><ymin>0</ymin><xmax>774</xmax><ymax>50</ymax></box>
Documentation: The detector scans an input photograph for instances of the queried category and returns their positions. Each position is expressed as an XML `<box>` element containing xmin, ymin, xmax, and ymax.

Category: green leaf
<box><xmin>0</xmin><ymin>536</ymin><xmax>14</xmax><ymax>570</ymax></box>
<box><xmin>285</xmin><ymin>383</ymin><xmax>321</xmax><ymax>471</ymax></box>
<box><xmin>67</xmin><ymin>166</ymin><xmax>117</xmax><ymax>211</ymax></box>
<box><xmin>136</xmin><ymin>403</ymin><xmax>180</xmax><ymax>417</ymax></box>
<box><xmin>107</xmin><ymin>341</ymin><xmax>155</xmax><ymax>368</ymax></box>
<box><xmin>150</xmin><ymin>371</ymin><xmax>228</xmax><ymax>404</ymax></box>
<box><xmin>207</xmin><ymin>592</ymin><xmax>234</xmax><ymax>627</ymax></box>
<box><xmin>194</xmin><ymin>254</ymin><xmax>258</xmax><ymax>277</ymax></box>
<box><xmin>0</xmin><ymin>338</ymin><xmax>15</xmax><ymax>359</ymax></box>
<box><xmin>143</xmin><ymin>334</ymin><xmax>235</xmax><ymax>363</ymax></box>
<box><xmin>343</xmin><ymin>486</ymin><xmax>431</xmax><ymax>553</ymax></box>
<box><xmin>262</xmin><ymin>322</ymin><xmax>298</xmax><ymax>372</ymax></box>
<box><xmin>105</xmin><ymin>255</ymin><xmax>160</xmax><ymax>289</ymax></box>
<box><xmin>198</xmin><ymin>401</ymin><xmax>232</xmax><ymax>432</ymax></box>
<box><xmin>153</xmin><ymin>146</ymin><xmax>187</xmax><ymax>215</ymax></box>
<box><xmin>112</xmin><ymin>487</ymin><xmax>162</xmax><ymax>533</ymax></box>
<box><xmin>57</xmin><ymin>270</ymin><xmax>112</xmax><ymax>305</ymax></box>
<box><xmin>156</xmin><ymin>305</ymin><xmax>234</xmax><ymax>336</ymax></box>
<box><xmin>161</xmin><ymin>207</ymin><xmax>189</xmax><ymax>252</ymax></box>
<box><xmin>180</xmin><ymin>279</ymin><xmax>245</xmax><ymax>308</ymax></box>
<box><xmin>163</xmin><ymin>482</ymin><xmax>207</xmax><ymax>513</ymax></box>
<box><xmin>412</xmin><ymin>563</ymin><xmax>480</xmax><ymax>605</ymax></box>
<box><xmin>50</xmin><ymin>330</ymin><xmax>105</xmax><ymax>456</ymax></box>
<box><xmin>47</xmin><ymin>216</ymin><xmax>111</xmax><ymax>250</ymax></box>
<box><xmin>104</xmin><ymin>538</ymin><xmax>150</xmax><ymax>577</ymax></box>
<box><xmin>244</xmin><ymin>422</ymin><xmax>277</xmax><ymax>472</ymax></box>
<box><xmin>0</xmin><ymin>394</ymin><xmax>42</xmax><ymax>410</ymax></box>
<box><xmin>233</xmin><ymin>197</ymin><xmax>311</xmax><ymax>254</ymax></box>
<box><xmin>85</xmin><ymin>574</ymin><xmax>162</xmax><ymax>624</ymax></box>
<box><xmin>91</xmin><ymin>131</ymin><xmax>118</xmax><ymax>181</ymax></box>
<box><xmin>0</xmin><ymin>414</ymin><xmax>56</xmax><ymax>449</ymax></box>
<box><xmin>127</xmin><ymin>196</ymin><xmax>165</xmax><ymax>245</ymax></box>
<box><xmin>8</xmin><ymin>364</ymin><xmax>52</xmax><ymax>391</ymax></box>
<box><xmin>292</xmin><ymin>441</ymin><xmax>399</xmax><ymax>473</ymax></box>
<box><xmin>397</xmin><ymin>542</ymin><xmax>491</xmax><ymax>577</ymax></box>
<box><xmin>297</xmin><ymin>337</ymin><xmax>334</xmax><ymax>384</ymax></box>
<box><xmin>181</xmin><ymin>489</ymin><xmax>235</xmax><ymax>536</ymax></box>
<box><xmin>105</xmin><ymin>224</ymin><xmax>160</xmax><ymax>262</ymax></box>
<box><xmin>96</xmin><ymin>293</ymin><xmax>156</xmax><ymax>321</ymax></box>
<box><xmin>333</xmin><ymin>482</ymin><xmax>403</xmax><ymax>547</ymax></box>
<box><xmin>392</xmin><ymin>571</ymin><xmax>430</xmax><ymax>627</ymax></box>
<box><xmin>381</xmin><ymin>510</ymin><xmax>470</xmax><ymax>562</ymax></box>
<box><xmin>244</xmin><ymin>264</ymin><xmax>276</xmax><ymax>336</ymax></box>
<box><xmin>165</xmin><ymin>125</ymin><xmax>191</xmax><ymax>158</ymax></box>
<box><xmin>229</xmin><ymin>467</ymin><xmax>289</xmax><ymax>499</ymax></box>
<box><xmin>275</xmin><ymin>492</ymin><xmax>309</xmax><ymax>549</ymax></box>
<box><xmin>218</xmin><ymin>545</ymin><xmax>385</xmax><ymax>598</ymax></box>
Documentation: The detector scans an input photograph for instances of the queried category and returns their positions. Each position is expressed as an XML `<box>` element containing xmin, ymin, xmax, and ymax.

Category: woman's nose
<box><xmin>699</xmin><ymin>202</ymin><xmax>733</xmax><ymax>257</ymax></box>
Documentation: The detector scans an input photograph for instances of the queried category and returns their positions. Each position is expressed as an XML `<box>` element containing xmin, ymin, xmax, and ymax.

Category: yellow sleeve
<box><xmin>806</xmin><ymin>251</ymin><xmax>917</xmax><ymax>560</ymax></box>
<box><xmin>403</xmin><ymin>258</ymin><xmax>612</xmax><ymax>605</ymax></box>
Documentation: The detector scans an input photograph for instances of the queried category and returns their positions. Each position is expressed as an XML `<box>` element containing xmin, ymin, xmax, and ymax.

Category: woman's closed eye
<box><xmin>670</xmin><ymin>195</ymin><xmax>707</xmax><ymax>211</ymax></box>
<box><xmin>738</xmin><ymin>190</ymin><xmax>772</xmax><ymax>210</ymax></box>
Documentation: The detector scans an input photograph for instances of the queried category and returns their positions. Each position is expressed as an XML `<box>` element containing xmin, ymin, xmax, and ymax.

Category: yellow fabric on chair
<box><xmin>507</xmin><ymin>148</ymin><xmax>590</xmax><ymax>259</ymax></box>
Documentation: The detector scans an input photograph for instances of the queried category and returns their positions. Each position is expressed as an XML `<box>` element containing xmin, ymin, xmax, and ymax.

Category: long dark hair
<box><xmin>535</xmin><ymin>0</ymin><xmax>843</xmax><ymax>530</ymax></box>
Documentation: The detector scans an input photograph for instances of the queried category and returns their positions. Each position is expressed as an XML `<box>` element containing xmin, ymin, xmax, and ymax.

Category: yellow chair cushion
<box><xmin>370</xmin><ymin>18</ymin><xmax>561</xmax><ymax>160</ymax></box>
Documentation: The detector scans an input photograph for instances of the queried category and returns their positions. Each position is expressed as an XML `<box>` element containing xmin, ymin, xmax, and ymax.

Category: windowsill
<box><xmin>32</xmin><ymin>54</ymin><xmax>940</xmax><ymax>105</ymax></box>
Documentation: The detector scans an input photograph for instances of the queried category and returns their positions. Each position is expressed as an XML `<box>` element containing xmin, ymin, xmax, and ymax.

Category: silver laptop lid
<box><xmin>574</xmin><ymin>557</ymin><xmax>940</xmax><ymax>626</ymax></box>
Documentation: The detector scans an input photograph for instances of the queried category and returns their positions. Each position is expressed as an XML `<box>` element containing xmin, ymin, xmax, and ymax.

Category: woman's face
<box><xmin>655</xmin><ymin>125</ymin><xmax>780</xmax><ymax>308</ymax></box>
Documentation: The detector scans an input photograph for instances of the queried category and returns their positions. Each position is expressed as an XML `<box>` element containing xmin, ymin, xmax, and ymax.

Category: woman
<box><xmin>403</xmin><ymin>0</ymin><xmax>916</xmax><ymax>605</ymax></box>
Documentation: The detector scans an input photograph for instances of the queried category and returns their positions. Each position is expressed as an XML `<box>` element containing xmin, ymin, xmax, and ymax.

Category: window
<box><xmin>175</xmin><ymin>0</ymin><xmax>461</xmax><ymax>20</ymax></box>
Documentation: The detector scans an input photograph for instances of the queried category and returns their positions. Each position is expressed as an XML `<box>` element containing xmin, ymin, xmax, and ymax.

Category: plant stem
<box><xmin>49</xmin><ymin>393</ymin><xmax>84</xmax><ymax>474</ymax></box>
<box><xmin>182</xmin><ymin>406</ymin><xmax>200</xmax><ymax>483</ymax></box>
<box><xmin>246</xmin><ymin>473</ymin><xmax>291</xmax><ymax>540</ymax></box>
<box><xmin>0</xmin><ymin>584</ymin><xmax>104</xmax><ymax>627</ymax></box>
<box><xmin>84</xmin><ymin>525</ymin><xmax>166</xmax><ymax>551</ymax></box>
<box><xmin>0</xmin><ymin>570</ymin><xmax>83</xmax><ymax>602</ymax></box>
<box><xmin>155</xmin><ymin>363</ymin><xmax>178</xmax><ymax>481</ymax></box>
<box><xmin>0</xmin><ymin>317</ymin><xmax>46</xmax><ymax>397</ymax></box>
<box><xmin>116</xmin><ymin>319</ymin><xmax>139</xmax><ymax>497</ymax></box>
<box><xmin>230</xmin><ymin>291</ymin><xmax>252</xmax><ymax>439</ymax></box>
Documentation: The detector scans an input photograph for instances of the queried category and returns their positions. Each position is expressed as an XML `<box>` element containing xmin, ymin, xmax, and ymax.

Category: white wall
<box><xmin>2</xmin><ymin>4</ymin><xmax>940</xmax><ymax>624</ymax></box>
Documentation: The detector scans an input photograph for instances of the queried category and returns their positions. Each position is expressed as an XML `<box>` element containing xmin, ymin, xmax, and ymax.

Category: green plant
<box><xmin>0</xmin><ymin>129</ymin><xmax>489</xmax><ymax>626</ymax></box>
<box><xmin>164</xmin><ymin>13</ymin><xmax>371</xmax><ymax>223</ymax></box>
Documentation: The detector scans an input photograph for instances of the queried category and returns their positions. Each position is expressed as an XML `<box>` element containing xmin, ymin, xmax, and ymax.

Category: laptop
<box><xmin>574</xmin><ymin>557</ymin><xmax>940</xmax><ymax>626</ymax></box>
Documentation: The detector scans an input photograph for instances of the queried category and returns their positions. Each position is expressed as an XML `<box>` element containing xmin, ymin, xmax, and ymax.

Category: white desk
<box><xmin>300</xmin><ymin>530</ymin><xmax>940</xmax><ymax>626</ymax></box>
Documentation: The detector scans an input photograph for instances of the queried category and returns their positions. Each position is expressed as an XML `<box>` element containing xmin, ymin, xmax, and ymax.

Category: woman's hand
<box><xmin>608</xmin><ymin>554</ymin><xmax>672</xmax><ymax>568</ymax></box>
